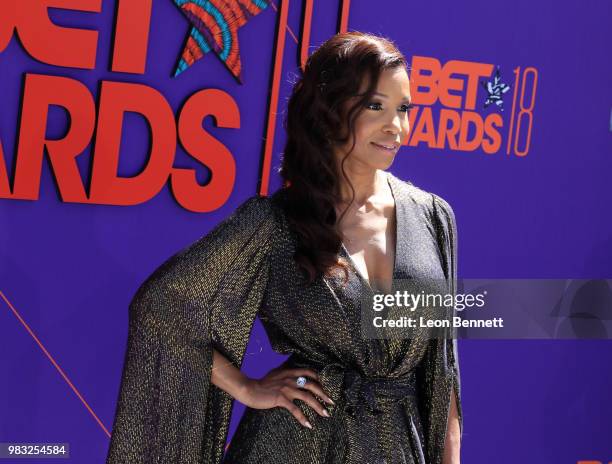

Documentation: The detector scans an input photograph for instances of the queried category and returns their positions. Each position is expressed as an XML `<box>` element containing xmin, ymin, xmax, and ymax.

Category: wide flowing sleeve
<box><xmin>416</xmin><ymin>193</ymin><xmax>464</xmax><ymax>464</ymax></box>
<box><xmin>106</xmin><ymin>195</ymin><xmax>277</xmax><ymax>464</ymax></box>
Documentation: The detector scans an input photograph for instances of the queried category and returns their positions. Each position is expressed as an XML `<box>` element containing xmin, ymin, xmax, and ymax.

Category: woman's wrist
<box><xmin>211</xmin><ymin>348</ymin><xmax>255</xmax><ymax>404</ymax></box>
<box><xmin>235</xmin><ymin>376</ymin><xmax>255</xmax><ymax>405</ymax></box>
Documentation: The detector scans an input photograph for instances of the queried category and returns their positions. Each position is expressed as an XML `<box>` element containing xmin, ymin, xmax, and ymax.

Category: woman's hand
<box><xmin>239</xmin><ymin>366</ymin><xmax>335</xmax><ymax>429</ymax></box>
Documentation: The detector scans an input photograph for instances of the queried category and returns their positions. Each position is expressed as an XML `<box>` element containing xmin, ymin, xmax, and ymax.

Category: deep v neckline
<box><xmin>339</xmin><ymin>171</ymin><xmax>400</xmax><ymax>294</ymax></box>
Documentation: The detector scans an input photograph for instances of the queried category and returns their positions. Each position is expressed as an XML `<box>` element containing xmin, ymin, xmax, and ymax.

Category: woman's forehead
<box><xmin>356</xmin><ymin>68</ymin><xmax>410</xmax><ymax>97</ymax></box>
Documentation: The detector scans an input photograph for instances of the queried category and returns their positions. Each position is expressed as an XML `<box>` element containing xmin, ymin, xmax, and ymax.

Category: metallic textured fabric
<box><xmin>106</xmin><ymin>171</ymin><xmax>463</xmax><ymax>464</ymax></box>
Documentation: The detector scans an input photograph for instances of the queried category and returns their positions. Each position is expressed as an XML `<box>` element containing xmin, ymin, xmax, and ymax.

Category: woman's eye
<box><xmin>367</xmin><ymin>102</ymin><xmax>415</xmax><ymax>112</ymax></box>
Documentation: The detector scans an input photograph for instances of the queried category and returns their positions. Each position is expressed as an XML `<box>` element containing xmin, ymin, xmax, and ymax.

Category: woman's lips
<box><xmin>371</xmin><ymin>142</ymin><xmax>398</xmax><ymax>152</ymax></box>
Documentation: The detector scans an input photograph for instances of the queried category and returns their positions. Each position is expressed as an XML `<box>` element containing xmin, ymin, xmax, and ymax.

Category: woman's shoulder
<box><xmin>198</xmin><ymin>193</ymin><xmax>280</xmax><ymax>252</ymax></box>
<box><xmin>133</xmin><ymin>194</ymin><xmax>277</xmax><ymax>303</ymax></box>
<box><xmin>387</xmin><ymin>171</ymin><xmax>456</xmax><ymax>223</ymax></box>
<box><xmin>225</xmin><ymin>193</ymin><xmax>277</xmax><ymax>225</ymax></box>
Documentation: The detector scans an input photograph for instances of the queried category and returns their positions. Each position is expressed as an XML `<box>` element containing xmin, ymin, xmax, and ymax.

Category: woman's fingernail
<box><xmin>322</xmin><ymin>409</ymin><xmax>330</xmax><ymax>417</ymax></box>
<box><xmin>304</xmin><ymin>421</ymin><xmax>313</xmax><ymax>429</ymax></box>
<box><xmin>327</xmin><ymin>398</ymin><xmax>335</xmax><ymax>405</ymax></box>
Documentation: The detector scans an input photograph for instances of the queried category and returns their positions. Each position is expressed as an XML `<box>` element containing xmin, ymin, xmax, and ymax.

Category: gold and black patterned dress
<box><xmin>106</xmin><ymin>171</ymin><xmax>463</xmax><ymax>464</ymax></box>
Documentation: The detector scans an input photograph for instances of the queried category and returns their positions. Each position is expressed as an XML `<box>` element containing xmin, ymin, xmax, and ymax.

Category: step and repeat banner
<box><xmin>1</xmin><ymin>1</ymin><xmax>611</xmax><ymax>463</ymax></box>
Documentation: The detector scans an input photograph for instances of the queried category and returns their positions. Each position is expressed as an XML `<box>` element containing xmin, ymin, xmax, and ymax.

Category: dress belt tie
<box><xmin>287</xmin><ymin>356</ymin><xmax>417</xmax><ymax>418</ymax></box>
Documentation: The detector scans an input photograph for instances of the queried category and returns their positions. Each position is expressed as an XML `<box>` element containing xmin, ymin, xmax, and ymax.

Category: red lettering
<box><xmin>406</xmin><ymin>107</ymin><xmax>503</xmax><ymax>154</ymax></box>
<box><xmin>438</xmin><ymin>61</ymin><xmax>464</xmax><ymax>109</ymax></box>
<box><xmin>111</xmin><ymin>0</ymin><xmax>152</xmax><ymax>74</ymax></box>
<box><xmin>410</xmin><ymin>56</ymin><xmax>440</xmax><ymax>106</ymax></box>
<box><xmin>13</xmin><ymin>73</ymin><xmax>95</xmax><ymax>201</ymax></box>
<box><xmin>2</xmin><ymin>75</ymin><xmax>241</xmax><ymax>208</ymax></box>
<box><xmin>404</xmin><ymin>105</ymin><xmax>419</xmax><ymax>146</ymax></box>
<box><xmin>0</xmin><ymin>4</ymin><xmax>16</xmax><ymax>52</ymax></box>
<box><xmin>408</xmin><ymin>106</ymin><xmax>437</xmax><ymax>148</ymax></box>
<box><xmin>410</xmin><ymin>57</ymin><xmax>493</xmax><ymax>110</ymax></box>
<box><xmin>437</xmin><ymin>109</ymin><xmax>461</xmax><ymax>150</ymax></box>
<box><xmin>458</xmin><ymin>111</ymin><xmax>483</xmax><ymax>151</ymax></box>
<box><xmin>89</xmin><ymin>82</ymin><xmax>176</xmax><ymax>205</ymax></box>
<box><xmin>462</xmin><ymin>61</ymin><xmax>494</xmax><ymax>110</ymax></box>
<box><xmin>0</xmin><ymin>0</ymin><xmax>101</xmax><ymax>69</ymax></box>
<box><xmin>482</xmin><ymin>113</ymin><xmax>503</xmax><ymax>154</ymax></box>
<box><xmin>173</xmin><ymin>89</ymin><xmax>239</xmax><ymax>212</ymax></box>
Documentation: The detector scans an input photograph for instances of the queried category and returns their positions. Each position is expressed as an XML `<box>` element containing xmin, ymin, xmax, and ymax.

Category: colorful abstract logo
<box><xmin>172</xmin><ymin>0</ymin><xmax>270</xmax><ymax>82</ymax></box>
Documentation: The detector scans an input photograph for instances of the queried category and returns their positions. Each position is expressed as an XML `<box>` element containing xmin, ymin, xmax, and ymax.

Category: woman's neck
<box><xmin>336</xmin><ymin>168</ymin><xmax>387</xmax><ymax>205</ymax></box>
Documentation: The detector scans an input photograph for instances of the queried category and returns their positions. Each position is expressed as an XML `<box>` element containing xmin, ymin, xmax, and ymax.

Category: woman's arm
<box><xmin>210</xmin><ymin>348</ymin><xmax>334</xmax><ymax>429</ymax></box>
<box><xmin>443</xmin><ymin>386</ymin><xmax>461</xmax><ymax>464</ymax></box>
<box><xmin>106</xmin><ymin>196</ymin><xmax>278</xmax><ymax>463</ymax></box>
<box><xmin>432</xmin><ymin>193</ymin><xmax>463</xmax><ymax>463</ymax></box>
<box><xmin>210</xmin><ymin>348</ymin><xmax>252</xmax><ymax>402</ymax></box>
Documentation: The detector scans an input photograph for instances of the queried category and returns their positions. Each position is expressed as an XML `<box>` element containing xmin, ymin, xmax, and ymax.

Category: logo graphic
<box><xmin>405</xmin><ymin>57</ymin><xmax>537</xmax><ymax>157</ymax></box>
<box><xmin>482</xmin><ymin>66</ymin><xmax>511</xmax><ymax>111</ymax></box>
<box><xmin>172</xmin><ymin>0</ymin><xmax>270</xmax><ymax>82</ymax></box>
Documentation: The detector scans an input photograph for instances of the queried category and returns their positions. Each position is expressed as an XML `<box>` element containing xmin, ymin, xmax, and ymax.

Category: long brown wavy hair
<box><xmin>278</xmin><ymin>31</ymin><xmax>408</xmax><ymax>284</ymax></box>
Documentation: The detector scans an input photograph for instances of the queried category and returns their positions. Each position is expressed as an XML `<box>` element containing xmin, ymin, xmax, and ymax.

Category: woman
<box><xmin>106</xmin><ymin>32</ymin><xmax>462</xmax><ymax>464</ymax></box>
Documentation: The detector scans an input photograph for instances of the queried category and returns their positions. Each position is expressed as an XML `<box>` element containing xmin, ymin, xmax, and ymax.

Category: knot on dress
<box><xmin>320</xmin><ymin>363</ymin><xmax>417</xmax><ymax>419</ymax></box>
<box><xmin>343</xmin><ymin>368</ymin><xmax>382</xmax><ymax>416</ymax></box>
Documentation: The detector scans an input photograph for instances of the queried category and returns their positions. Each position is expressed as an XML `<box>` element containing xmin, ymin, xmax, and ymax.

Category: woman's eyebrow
<box><xmin>373</xmin><ymin>91</ymin><xmax>411</xmax><ymax>103</ymax></box>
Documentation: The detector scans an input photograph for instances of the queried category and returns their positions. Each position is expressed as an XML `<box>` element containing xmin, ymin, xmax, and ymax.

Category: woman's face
<box><xmin>335</xmin><ymin>66</ymin><xmax>412</xmax><ymax>171</ymax></box>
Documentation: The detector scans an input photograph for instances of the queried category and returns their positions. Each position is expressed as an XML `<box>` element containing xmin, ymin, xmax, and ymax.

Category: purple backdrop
<box><xmin>1</xmin><ymin>1</ymin><xmax>611</xmax><ymax>462</ymax></box>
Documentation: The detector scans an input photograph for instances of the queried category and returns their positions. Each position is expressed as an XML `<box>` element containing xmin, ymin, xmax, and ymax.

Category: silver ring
<box><xmin>296</xmin><ymin>376</ymin><xmax>308</xmax><ymax>388</ymax></box>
